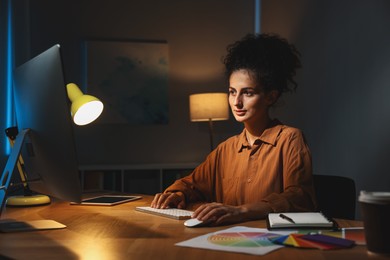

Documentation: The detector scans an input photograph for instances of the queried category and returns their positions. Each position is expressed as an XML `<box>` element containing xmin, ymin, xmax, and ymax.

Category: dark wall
<box><xmin>12</xmin><ymin>0</ymin><xmax>255</xmax><ymax>165</ymax></box>
<box><xmin>261</xmin><ymin>0</ymin><xmax>390</xmax><ymax>213</ymax></box>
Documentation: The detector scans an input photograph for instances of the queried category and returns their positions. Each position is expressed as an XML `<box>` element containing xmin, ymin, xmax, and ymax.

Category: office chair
<box><xmin>313</xmin><ymin>174</ymin><xmax>356</xmax><ymax>220</ymax></box>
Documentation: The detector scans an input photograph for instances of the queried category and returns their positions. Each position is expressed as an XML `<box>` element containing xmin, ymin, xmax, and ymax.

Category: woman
<box><xmin>151</xmin><ymin>33</ymin><xmax>317</xmax><ymax>225</ymax></box>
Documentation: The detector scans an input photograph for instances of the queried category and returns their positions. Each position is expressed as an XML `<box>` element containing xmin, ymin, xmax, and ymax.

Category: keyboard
<box><xmin>135</xmin><ymin>206</ymin><xmax>194</xmax><ymax>220</ymax></box>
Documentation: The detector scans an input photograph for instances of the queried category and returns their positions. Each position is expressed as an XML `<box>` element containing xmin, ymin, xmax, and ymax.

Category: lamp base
<box><xmin>6</xmin><ymin>194</ymin><xmax>51</xmax><ymax>206</ymax></box>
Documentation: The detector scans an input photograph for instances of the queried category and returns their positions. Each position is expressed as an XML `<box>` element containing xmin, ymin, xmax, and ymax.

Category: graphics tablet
<box><xmin>71</xmin><ymin>195</ymin><xmax>141</xmax><ymax>206</ymax></box>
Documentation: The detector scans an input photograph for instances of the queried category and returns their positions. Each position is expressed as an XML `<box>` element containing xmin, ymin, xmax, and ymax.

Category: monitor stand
<box><xmin>0</xmin><ymin>219</ymin><xmax>66</xmax><ymax>232</ymax></box>
<box><xmin>0</xmin><ymin>129</ymin><xmax>65</xmax><ymax>232</ymax></box>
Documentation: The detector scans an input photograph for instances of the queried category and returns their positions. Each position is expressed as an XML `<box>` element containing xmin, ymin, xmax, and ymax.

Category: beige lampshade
<box><xmin>189</xmin><ymin>93</ymin><xmax>229</xmax><ymax>122</ymax></box>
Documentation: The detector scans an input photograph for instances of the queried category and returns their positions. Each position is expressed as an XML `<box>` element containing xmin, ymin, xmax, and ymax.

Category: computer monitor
<box><xmin>0</xmin><ymin>44</ymin><xmax>82</xmax><ymax>214</ymax></box>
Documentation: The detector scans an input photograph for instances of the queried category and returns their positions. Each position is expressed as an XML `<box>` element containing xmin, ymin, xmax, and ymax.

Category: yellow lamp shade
<box><xmin>66</xmin><ymin>83</ymin><xmax>104</xmax><ymax>126</ymax></box>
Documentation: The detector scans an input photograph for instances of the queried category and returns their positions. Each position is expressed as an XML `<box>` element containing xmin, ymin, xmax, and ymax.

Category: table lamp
<box><xmin>189</xmin><ymin>92</ymin><xmax>229</xmax><ymax>151</ymax></box>
<box><xmin>5</xmin><ymin>83</ymin><xmax>104</xmax><ymax>206</ymax></box>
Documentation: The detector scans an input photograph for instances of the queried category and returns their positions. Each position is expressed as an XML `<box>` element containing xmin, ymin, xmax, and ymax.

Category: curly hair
<box><xmin>223</xmin><ymin>33</ymin><xmax>301</xmax><ymax>95</ymax></box>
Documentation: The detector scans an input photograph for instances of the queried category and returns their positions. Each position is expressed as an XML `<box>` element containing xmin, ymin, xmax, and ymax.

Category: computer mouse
<box><xmin>184</xmin><ymin>218</ymin><xmax>203</xmax><ymax>227</ymax></box>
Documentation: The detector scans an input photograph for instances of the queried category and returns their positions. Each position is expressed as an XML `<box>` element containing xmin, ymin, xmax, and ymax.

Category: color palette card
<box><xmin>271</xmin><ymin>233</ymin><xmax>355</xmax><ymax>250</ymax></box>
<box><xmin>321</xmin><ymin>229</ymin><xmax>366</xmax><ymax>245</ymax></box>
<box><xmin>296</xmin><ymin>228</ymin><xmax>366</xmax><ymax>245</ymax></box>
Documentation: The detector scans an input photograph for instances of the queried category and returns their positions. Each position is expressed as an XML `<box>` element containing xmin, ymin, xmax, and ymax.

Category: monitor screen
<box><xmin>6</xmin><ymin>44</ymin><xmax>82</xmax><ymax>205</ymax></box>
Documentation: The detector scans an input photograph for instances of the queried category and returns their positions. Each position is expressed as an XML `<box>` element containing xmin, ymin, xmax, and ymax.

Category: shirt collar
<box><xmin>237</xmin><ymin>119</ymin><xmax>283</xmax><ymax>153</ymax></box>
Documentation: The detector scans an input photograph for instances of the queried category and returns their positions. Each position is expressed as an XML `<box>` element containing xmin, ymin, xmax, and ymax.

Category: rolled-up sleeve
<box><xmin>261</xmin><ymin>129</ymin><xmax>317</xmax><ymax>212</ymax></box>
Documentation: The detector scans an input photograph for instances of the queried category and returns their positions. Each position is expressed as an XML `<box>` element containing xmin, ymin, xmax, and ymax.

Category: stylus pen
<box><xmin>279</xmin><ymin>213</ymin><xmax>295</xmax><ymax>224</ymax></box>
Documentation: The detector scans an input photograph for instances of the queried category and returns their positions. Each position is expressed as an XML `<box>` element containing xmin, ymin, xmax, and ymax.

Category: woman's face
<box><xmin>228</xmin><ymin>69</ymin><xmax>275</xmax><ymax>125</ymax></box>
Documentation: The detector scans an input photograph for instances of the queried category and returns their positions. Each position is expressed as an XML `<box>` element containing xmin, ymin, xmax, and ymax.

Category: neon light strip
<box><xmin>5</xmin><ymin>0</ymin><xmax>14</xmax><ymax>154</ymax></box>
<box><xmin>254</xmin><ymin>0</ymin><xmax>261</xmax><ymax>34</ymax></box>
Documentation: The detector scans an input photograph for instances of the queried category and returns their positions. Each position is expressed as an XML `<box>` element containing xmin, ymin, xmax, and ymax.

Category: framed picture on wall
<box><xmin>84</xmin><ymin>39</ymin><xmax>169</xmax><ymax>125</ymax></box>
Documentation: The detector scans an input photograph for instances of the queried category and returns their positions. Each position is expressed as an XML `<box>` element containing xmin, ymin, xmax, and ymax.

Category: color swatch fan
<box><xmin>271</xmin><ymin>233</ymin><xmax>355</xmax><ymax>250</ymax></box>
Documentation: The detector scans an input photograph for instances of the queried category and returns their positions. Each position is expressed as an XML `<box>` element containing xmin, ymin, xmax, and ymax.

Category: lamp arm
<box><xmin>5</xmin><ymin>127</ymin><xmax>29</xmax><ymax>188</ymax></box>
<box><xmin>0</xmin><ymin>128</ymin><xmax>30</xmax><ymax>209</ymax></box>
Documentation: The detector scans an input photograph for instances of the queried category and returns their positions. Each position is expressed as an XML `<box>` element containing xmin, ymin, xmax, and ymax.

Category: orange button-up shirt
<box><xmin>166</xmin><ymin>120</ymin><xmax>317</xmax><ymax>213</ymax></box>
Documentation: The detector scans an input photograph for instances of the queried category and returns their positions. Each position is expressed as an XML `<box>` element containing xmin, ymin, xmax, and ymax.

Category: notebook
<box><xmin>267</xmin><ymin>212</ymin><xmax>335</xmax><ymax>230</ymax></box>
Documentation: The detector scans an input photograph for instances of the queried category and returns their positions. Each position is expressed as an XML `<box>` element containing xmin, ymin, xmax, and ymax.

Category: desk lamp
<box><xmin>66</xmin><ymin>83</ymin><xmax>104</xmax><ymax>126</ymax></box>
<box><xmin>5</xmin><ymin>83</ymin><xmax>103</xmax><ymax>207</ymax></box>
<box><xmin>189</xmin><ymin>93</ymin><xmax>229</xmax><ymax>151</ymax></box>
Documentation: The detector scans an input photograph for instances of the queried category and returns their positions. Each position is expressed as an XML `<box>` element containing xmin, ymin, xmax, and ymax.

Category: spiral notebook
<box><xmin>267</xmin><ymin>212</ymin><xmax>335</xmax><ymax>230</ymax></box>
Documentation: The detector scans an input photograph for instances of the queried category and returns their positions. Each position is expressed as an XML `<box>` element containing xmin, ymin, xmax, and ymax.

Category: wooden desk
<box><xmin>0</xmin><ymin>195</ymin><xmax>385</xmax><ymax>259</ymax></box>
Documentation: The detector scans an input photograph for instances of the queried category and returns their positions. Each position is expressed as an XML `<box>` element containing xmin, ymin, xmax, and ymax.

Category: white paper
<box><xmin>175</xmin><ymin>226</ymin><xmax>293</xmax><ymax>256</ymax></box>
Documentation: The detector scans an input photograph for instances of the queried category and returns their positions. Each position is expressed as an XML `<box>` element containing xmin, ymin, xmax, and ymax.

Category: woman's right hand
<box><xmin>150</xmin><ymin>192</ymin><xmax>186</xmax><ymax>209</ymax></box>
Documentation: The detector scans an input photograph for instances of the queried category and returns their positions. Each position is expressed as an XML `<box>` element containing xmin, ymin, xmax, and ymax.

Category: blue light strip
<box><xmin>254</xmin><ymin>0</ymin><xmax>261</xmax><ymax>34</ymax></box>
<box><xmin>5</xmin><ymin>0</ymin><xmax>14</xmax><ymax>154</ymax></box>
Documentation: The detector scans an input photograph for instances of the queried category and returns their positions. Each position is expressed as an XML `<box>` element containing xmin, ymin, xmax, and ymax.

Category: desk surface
<box><xmin>0</xmin><ymin>194</ymin><xmax>383</xmax><ymax>259</ymax></box>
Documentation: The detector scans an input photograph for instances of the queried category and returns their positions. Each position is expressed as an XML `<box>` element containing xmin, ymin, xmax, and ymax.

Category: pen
<box><xmin>279</xmin><ymin>213</ymin><xmax>295</xmax><ymax>224</ymax></box>
<box><xmin>341</xmin><ymin>227</ymin><xmax>364</xmax><ymax>231</ymax></box>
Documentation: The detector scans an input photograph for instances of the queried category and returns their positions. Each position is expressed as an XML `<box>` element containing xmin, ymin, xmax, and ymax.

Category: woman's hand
<box><xmin>191</xmin><ymin>202</ymin><xmax>244</xmax><ymax>225</ymax></box>
<box><xmin>150</xmin><ymin>192</ymin><xmax>186</xmax><ymax>209</ymax></box>
<box><xmin>192</xmin><ymin>202</ymin><xmax>273</xmax><ymax>226</ymax></box>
